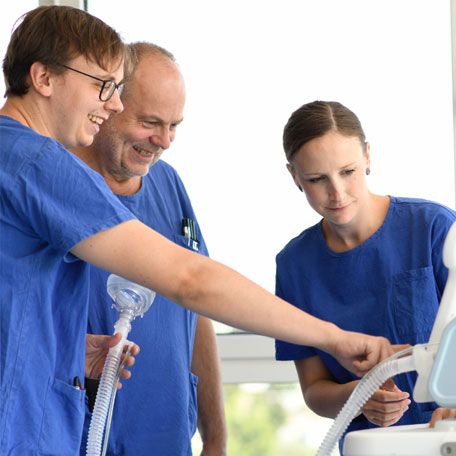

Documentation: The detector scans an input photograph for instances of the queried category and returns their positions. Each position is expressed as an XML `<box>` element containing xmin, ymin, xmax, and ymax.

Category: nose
<box><xmin>328</xmin><ymin>177</ymin><xmax>344</xmax><ymax>201</ymax></box>
<box><xmin>149</xmin><ymin>127</ymin><xmax>172</xmax><ymax>150</ymax></box>
<box><xmin>104</xmin><ymin>89</ymin><xmax>124</xmax><ymax>114</ymax></box>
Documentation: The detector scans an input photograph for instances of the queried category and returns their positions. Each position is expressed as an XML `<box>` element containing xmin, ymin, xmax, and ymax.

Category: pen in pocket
<box><xmin>73</xmin><ymin>376</ymin><xmax>82</xmax><ymax>390</ymax></box>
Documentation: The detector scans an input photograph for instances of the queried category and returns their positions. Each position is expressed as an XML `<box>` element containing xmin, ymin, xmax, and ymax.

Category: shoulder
<box><xmin>146</xmin><ymin>159</ymin><xmax>185</xmax><ymax>187</ymax></box>
<box><xmin>390</xmin><ymin>196</ymin><xmax>455</xmax><ymax>222</ymax></box>
<box><xmin>1</xmin><ymin>119</ymin><xmax>95</xmax><ymax>185</ymax></box>
<box><xmin>389</xmin><ymin>196</ymin><xmax>455</xmax><ymax>243</ymax></box>
<box><xmin>276</xmin><ymin>222</ymin><xmax>321</xmax><ymax>263</ymax></box>
<box><xmin>1</xmin><ymin>117</ymin><xmax>58</xmax><ymax>162</ymax></box>
<box><xmin>149</xmin><ymin>159</ymin><xmax>181</xmax><ymax>179</ymax></box>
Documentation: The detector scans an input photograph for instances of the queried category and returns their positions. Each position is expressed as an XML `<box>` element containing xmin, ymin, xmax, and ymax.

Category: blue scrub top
<box><xmin>0</xmin><ymin>116</ymin><xmax>135</xmax><ymax>455</ymax></box>
<box><xmin>275</xmin><ymin>197</ymin><xmax>456</xmax><ymax>448</ymax></box>
<box><xmin>82</xmin><ymin>160</ymin><xmax>208</xmax><ymax>456</ymax></box>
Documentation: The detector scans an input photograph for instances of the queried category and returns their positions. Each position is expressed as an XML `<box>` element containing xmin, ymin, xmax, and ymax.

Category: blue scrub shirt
<box><xmin>82</xmin><ymin>160</ymin><xmax>208</xmax><ymax>455</ymax></box>
<box><xmin>0</xmin><ymin>116</ymin><xmax>135</xmax><ymax>455</ymax></box>
<box><xmin>275</xmin><ymin>197</ymin><xmax>456</xmax><ymax>450</ymax></box>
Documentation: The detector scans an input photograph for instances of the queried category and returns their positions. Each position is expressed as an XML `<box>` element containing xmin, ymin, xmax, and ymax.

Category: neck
<box><xmin>103</xmin><ymin>174</ymin><xmax>142</xmax><ymax>196</ymax></box>
<box><xmin>322</xmin><ymin>194</ymin><xmax>390</xmax><ymax>252</ymax></box>
<box><xmin>1</xmin><ymin>96</ymin><xmax>54</xmax><ymax>140</ymax></box>
<box><xmin>72</xmin><ymin>145</ymin><xmax>142</xmax><ymax>196</ymax></box>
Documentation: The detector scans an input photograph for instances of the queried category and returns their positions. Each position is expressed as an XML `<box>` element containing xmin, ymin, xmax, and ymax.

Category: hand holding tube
<box><xmin>325</xmin><ymin>327</ymin><xmax>394</xmax><ymax>377</ymax></box>
<box><xmin>361</xmin><ymin>379</ymin><xmax>411</xmax><ymax>427</ymax></box>
<box><xmin>85</xmin><ymin>333</ymin><xmax>140</xmax><ymax>388</ymax></box>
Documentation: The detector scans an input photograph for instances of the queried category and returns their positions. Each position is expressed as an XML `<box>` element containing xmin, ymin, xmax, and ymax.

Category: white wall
<box><xmin>1</xmin><ymin>1</ymin><xmax>455</xmax><ymax>382</ymax></box>
<box><xmin>86</xmin><ymin>0</ymin><xmax>455</xmax><ymax>297</ymax></box>
<box><xmin>2</xmin><ymin>1</ymin><xmax>454</xmax><ymax>296</ymax></box>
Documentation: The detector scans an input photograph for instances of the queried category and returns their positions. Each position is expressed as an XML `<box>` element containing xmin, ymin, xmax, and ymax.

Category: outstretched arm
<box><xmin>72</xmin><ymin>220</ymin><xmax>392</xmax><ymax>375</ymax></box>
<box><xmin>192</xmin><ymin>316</ymin><xmax>227</xmax><ymax>456</ymax></box>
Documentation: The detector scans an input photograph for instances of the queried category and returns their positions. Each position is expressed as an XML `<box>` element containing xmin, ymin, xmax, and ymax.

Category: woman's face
<box><xmin>288</xmin><ymin>130</ymin><xmax>370</xmax><ymax>228</ymax></box>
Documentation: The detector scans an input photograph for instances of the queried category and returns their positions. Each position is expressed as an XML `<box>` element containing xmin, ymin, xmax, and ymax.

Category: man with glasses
<box><xmin>74</xmin><ymin>42</ymin><xmax>227</xmax><ymax>456</ymax></box>
<box><xmin>57</xmin><ymin>63</ymin><xmax>123</xmax><ymax>101</ymax></box>
<box><xmin>0</xmin><ymin>5</ymin><xmax>395</xmax><ymax>455</ymax></box>
<box><xmin>0</xmin><ymin>6</ymin><xmax>139</xmax><ymax>454</ymax></box>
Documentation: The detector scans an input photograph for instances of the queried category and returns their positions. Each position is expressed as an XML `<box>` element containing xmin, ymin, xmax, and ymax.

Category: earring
<box><xmin>366</xmin><ymin>167</ymin><xmax>371</xmax><ymax>176</ymax></box>
<box><xmin>298</xmin><ymin>185</ymin><xmax>303</xmax><ymax>192</ymax></box>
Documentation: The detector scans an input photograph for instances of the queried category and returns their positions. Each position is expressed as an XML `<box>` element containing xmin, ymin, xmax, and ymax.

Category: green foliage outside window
<box><xmin>193</xmin><ymin>383</ymin><xmax>336</xmax><ymax>455</ymax></box>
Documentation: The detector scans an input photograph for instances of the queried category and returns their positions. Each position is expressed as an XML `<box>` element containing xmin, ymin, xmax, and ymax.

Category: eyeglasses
<box><xmin>58</xmin><ymin>64</ymin><xmax>123</xmax><ymax>102</ymax></box>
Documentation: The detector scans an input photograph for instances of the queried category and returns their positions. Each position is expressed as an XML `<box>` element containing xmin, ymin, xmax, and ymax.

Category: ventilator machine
<box><xmin>317</xmin><ymin>221</ymin><xmax>456</xmax><ymax>456</ymax></box>
<box><xmin>86</xmin><ymin>274</ymin><xmax>156</xmax><ymax>456</ymax></box>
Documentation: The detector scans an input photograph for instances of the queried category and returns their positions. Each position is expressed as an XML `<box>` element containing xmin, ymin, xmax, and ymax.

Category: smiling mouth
<box><xmin>327</xmin><ymin>205</ymin><xmax>348</xmax><ymax>211</ymax></box>
<box><xmin>132</xmin><ymin>145</ymin><xmax>159</xmax><ymax>159</ymax></box>
<box><xmin>88</xmin><ymin>114</ymin><xmax>105</xmax><ymax>125</ymax></box>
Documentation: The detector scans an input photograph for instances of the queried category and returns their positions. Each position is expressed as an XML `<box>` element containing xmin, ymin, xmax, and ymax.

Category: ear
<box><xmin>364</xmin><ymin>142</ymin><xmax>371</xmax><ymax>170</ymax></box>
<box><xmin>286</xmin><ymin>163</ymin><xmax>303</xmax><ymax>192</ymax></box>
<box><xmin>29</xmin><ymin>62</ymin><xmax>53</xmax><ymax>97</ymax></box>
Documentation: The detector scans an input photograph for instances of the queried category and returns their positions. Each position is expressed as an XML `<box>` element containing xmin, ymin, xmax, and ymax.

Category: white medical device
<box><xmin>318</xmin><ymin>221</ymin><xmax>456</xmax><ymax>456</ymax></box>
<box><xmin>86</xmin><ymin>275</ymin><xmax>156</xmax><ymax>456</ymax></box>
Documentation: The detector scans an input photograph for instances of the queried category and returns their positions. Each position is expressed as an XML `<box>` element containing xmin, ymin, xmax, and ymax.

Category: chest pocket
<box><xmin>392</xmin><ymin>266</ymin><xmax>439</xmax><ymax>344</ymax></box>
<box><xmin>39</xmin><ymin>377</ymin><xmax>85</xmax><ymax>455</ymax></box>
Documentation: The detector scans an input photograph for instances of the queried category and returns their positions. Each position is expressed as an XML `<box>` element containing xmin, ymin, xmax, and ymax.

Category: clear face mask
<box><xmin>86</xmin><ymin>274</ymin><xmax>156</xmax><ymax>456</ymax></box>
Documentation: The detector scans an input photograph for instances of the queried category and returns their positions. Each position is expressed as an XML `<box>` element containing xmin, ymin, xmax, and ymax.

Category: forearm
<box><xmin>305</xmin><ymin>379</ymin><xmax>359</xmax><ymax>419</ymax></box>
<box><xmin>197</xmin><ymin>394</ymin><xmax>227</xmax><ymax>455</ymax></box>
<box><xmin>192</xmin><ymin>317</ymin><xmax>227</xmax><ymax>454</ymax></box>
<box><xmin>187</xmin><ymin>258</ymin><xmax>342</xmax><ymax>349</ymax></box>
<box><xmin>73</xmin><ymin>220</ymin><xmax>342</xmax><ymax>350</ymax></box>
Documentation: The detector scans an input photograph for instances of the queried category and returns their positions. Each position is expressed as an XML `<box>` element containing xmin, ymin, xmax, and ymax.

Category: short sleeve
<box><xmin>4</xmin><ymin>138</ymin><xmax>135</xmax><ymax>256</ymax></box>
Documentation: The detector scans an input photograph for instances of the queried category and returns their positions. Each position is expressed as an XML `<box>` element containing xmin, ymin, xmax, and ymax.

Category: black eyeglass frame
<box><xmin>58</xmin><ymin>64</ymin><xmax>122</xmax><ymax>102</ymax></box>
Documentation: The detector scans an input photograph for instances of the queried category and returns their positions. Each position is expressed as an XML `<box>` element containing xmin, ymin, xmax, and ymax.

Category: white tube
<box><xmin>85</xmin><ymin>275</ymin><xmax>155</xmax><ymax>456</ymax></box>
<box><xmin>101</xmin><ymin>344</ymin><xmax>132</xmax><ymax>456</ymax></box>
<box><xmin>85</xmin><ymin>313</ymin><xmax>132</xmax><ymax>456</ymax></box>
<box><xmin>316</xmin><ymin>348</ymin><xmax>416</xmax><ymax>456</ymax></box>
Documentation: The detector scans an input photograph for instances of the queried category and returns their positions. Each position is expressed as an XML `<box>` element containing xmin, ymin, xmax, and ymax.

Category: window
<box><xmin>85</xmin><ymin>0</ymin><xmax>454</xmax><ymax>309</ymax></box>
<box><xmin>2</xmin><ymin>2</ymin><xmax>454</xmax><ymax>454</ymax></box>
<box><xmin>84</xmin><ymin>3</ymin><xmax>454</xmax><ymax>453</ymax></box>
